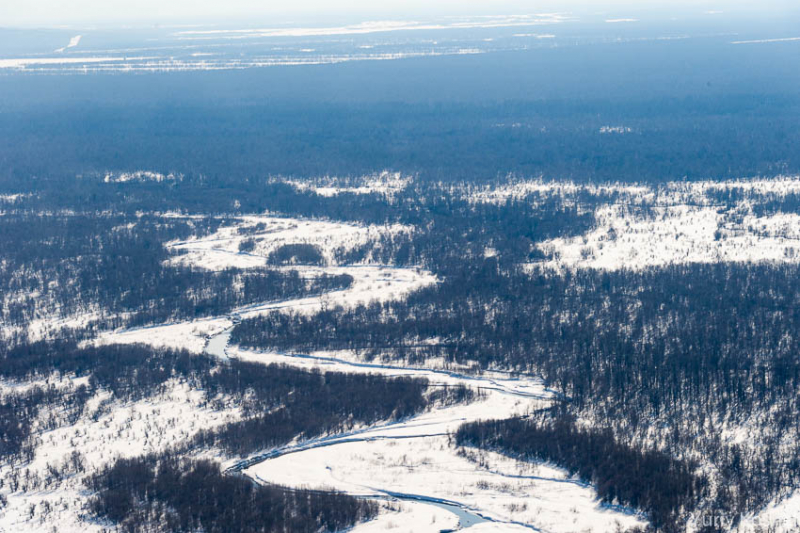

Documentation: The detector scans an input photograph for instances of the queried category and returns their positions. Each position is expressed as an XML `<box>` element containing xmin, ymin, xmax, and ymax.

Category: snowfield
<box><xmin>460</xmin><ymin>179</ymin><xmax>650</xmax><ymax>205</ymax></box>
<box><xmin>739</xmin><ymin>494</ymin><xmax>800</xmax><ymax>532</ymax></box>
<box><xmin>93</xmin><ymin>264</ymin><xmax>435</xmax><ymax>353</ymax></box>
<box><xmin>102</xmin><ymin>170</ymin><xmax>182</xmax><ymax>183</ymax></box>
<box><xmin>487</xmin><ymin>176</ymin><xmax>800</xmax><ymax>270</ymax></box>
<box><xmin>173</xmin><ymin>15</ymin><xmax>569</xmax><ymax>40</ymax></box>
<box><xmin>2</xmin><ymin>50</ymin><xmax>485</xmax><ymax>73</ymax></box>
<box><xmin>285</xmin><ymin>172</ymin><xmax>411</xmax><ymax>199</ymax></box>
<box><xmin>0</xmin><ymin>194</ymin><xmax>27</xmax><ymax>204</ymax></box>
<box><xmin>234</xmin><ymin>346</ymin><xmax>645</xmax><ymax>533</ymax></box>
<box><xmin>54</xmin><ymin>35</ymin><xmax>82</xmax><ymax>53</ymax></box>
<box><xmin>168</xmin><ymin>214</ymin><xmax>414</xmax><ymax>268</ymax></box>
<box><xmin>0</xmin><ymin>56</ymin><xmax>141</xmax><ymax>69</ymax></box>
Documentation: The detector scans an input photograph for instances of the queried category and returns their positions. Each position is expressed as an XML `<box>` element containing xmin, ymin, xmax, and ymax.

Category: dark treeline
<box><xmin>333</xmin><ymin>190</ymin><xmax>595</xmax><ymax>275</ymax></box>
<box><xmin>705</xmin><ymin>187</ymin><xmax>800</xmax><ymax>218</ymax></box>
<box><xmin>191</xmin><ymin>358</ymin><xmax>440</xmax><ymax>456</ymax></box>
<box><xmin>232</xmin><ymin>262</ymin><xmax>800</xmax><ymax>520</ymax></box>
<box><xmin>233</xmin><ymin>262</ymin><xmax>800</xmax><ymax>416</ymax></box>
<box><xmin>89</xmin><ymin>453</ymin><xmax>376</xmax><ymax>533</ymax></box>
<box><xmin>456</xmin><ymin>413</ymin><xmax>705</xmax><ymax>531</ymax></box>
<box><xmin>0</xmin><ymin>340</ymin><xmax>208</xmax><ymax>384</ymax></box>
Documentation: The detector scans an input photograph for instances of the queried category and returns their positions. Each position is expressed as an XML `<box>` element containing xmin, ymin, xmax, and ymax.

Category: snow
<box><xmin>168</xmin><ymin>214</ymin><xmax>414</xmax><ymax>268</ymax></box>
<box><xmin>5</xmin><ymin>207</ymin><xmax>659</xmax><ymax>531</ymax></box>
<box><xmin>0</xmin><ymin>57</ymin><xmax>138</xmax><ymax>69</ymax></box>
<box><xmin>353</xmin><ymin>500</ymin><xmax>461</xmax><ymax>532</ymax></box>
<box><xmin>250</xmin><ymin>436</ymin><xmax>642</xmax><ymax>532</ymax></box>
<box><xmin>599</xmin><ymin>126</ymin><xmax>632</xmax><ymax>134</ymax></box>
<box><xmin>0</xmin><ymin>379</ymin><xmax>242</xmax><ymax>533</ymax></box>
<box><xmin>93</xmin><ymin>316</ymin><xmax>232</xmax><ymax>353</ymax></box>
<box><xmin>738</xmin><ymin>493</ymin><xmax>800</xmax><ymax>532</ymax></box>
<box><xmin>463</xmin><ymin>179</ymin><xmax>650</xmax><ymax>205</ymax></box>
<box><xmin>25</xmin><ymin>310</ymin><xmax>105</xmax><ymax>342</ymax></box>
<box><xmin>0</xmin><ymin>300</ymin><xmax>108</xmax><ymax>344</ymax></box>
<box><xmin>285</xmin><ymin>172</ymin><xmax>411</xmax><ymax>199</ymax></box>
<box><xmin>95</xmin><ymin>214</ymin><xmax>435</xmax><ymax>353</ymax></box>
<box><xmin>6</xmin><ymin>50</ymin><xmax>486</xmax><ymax>73</ymax></box>
<box><xmin>0</xmin><ymin>375</ymin><xmax>89</xmax><ymax>400</ymax></box>
<box><xmin>174</xmin><ymin>15</ymin><xmax>568</xmax><ymax>40</ymax></box>
<box><xmin>97</xmin><ymin>213</ymin><xmax>644</xmax><ymax>531</ymax></box>
<box><xmin>529</xmin><ymin>177</ymin><xmax>800</xmax><ymax>270</ymax></box>
<box><xmin>95</xmin><ymin>264</ymin><xmax>435</xmax><ymax>354</ymax></box>
<box><xmin>0</xmin><ymin>194</ymin><xmax>26</xmax><ymax>204</ymax></box>
<box><xmin>237</xmin><ymin>346</ymin><xmax>645</xmax><ymax>532</ymax></box>
<box><xmin>55</xmin><ymin>35</ymin><xmax>82</xmax><ymax>53</ymax></box>
<box><xmin>513</xmin><ymin>33</ymin><xmax>556</xmax><ymax>38</ymax></box>
<box><xmin>103</xmin><ymin>170</ymin><xmax>181</xmax><ymax>183</ymax></box>
<box><xmin>732</xmin><ymin>37</ymin><xmax>800</xmax><ymax>44</ymax></box>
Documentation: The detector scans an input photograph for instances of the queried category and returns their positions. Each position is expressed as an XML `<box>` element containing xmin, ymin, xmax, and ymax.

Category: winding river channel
<box><xmin>101</xmin><ymin>216</ymin><xmax>646</xmax><ymax>533</ymax></box>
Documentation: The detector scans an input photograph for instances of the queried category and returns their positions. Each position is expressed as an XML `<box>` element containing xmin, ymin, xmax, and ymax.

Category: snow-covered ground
<box><xmin>234</xmin><ymin>346</ymin><xmax>645</xmax><ymax>533</ymax></box>
<box><xmin>93</xmin><ymin>264</ymin><xmax>435</xmax><ymax>353</ymax></box>
<box><xmin>97</xmin><ymin>214</ymin><xmax>434</xmax><ymax>352</ymax></box>
<box><xmin>102</xmin><ymin>170</ymin><xmax>181</xmax><ymax>183</ymax></box>
<box><xmin>0</xmin><ymin>50</ymin><xmax>484</xmax><ymax>73</ymax></box>
<box><xmin>0</xmin><ymin>56</ymin><xmax>139</xmax><ymax>69</ymax></box>
<box><xmin>55</xmin><ymin>35</ymin><xmax>82</xmax><ymax>53</ymax></box>
<box><xmin>459</xmin><ymin>179</ymin><xmax>650</xmax><ymax>206</ymax></box>
<box><xmin>0</xmin><ymin>379</ymin><xmax>242</xmax><ymax>533</ymax></box>
<box><xmin>168</xmin><ymin>214</ymin><xmax>414</xmax><ymax>268</ymax></box>
<box><xmin>285</xmin><ymin>172</ymin><xmax>411</xmax><ymax>199</ymax></box>
<box><xmin>498</xmin><ymin>176</ymin><xmax>800</xmax><ymax>270</ymax></box>
<box><xmin>738</xmin><ymin>494</ymin><xmax>800</xmax><ymax>532</ymax></box>
<box><xmin>2</xmin><ymin>213</ymin><xmax>437</xmax><ymax>532</ymax></box>
<box><xmin>3</xmin><ymin>210</ymin><xmax>680</xmax><ymax>532</ymax></box>
<box><xmin>174</xmin><ymin>15</ymin><xmax>568</xmax><ymax>40</ymax></box>
<box><xmin>0</xmin><ymin>193</ymin><xmax>27</xmax><ymax>204</ymax></box>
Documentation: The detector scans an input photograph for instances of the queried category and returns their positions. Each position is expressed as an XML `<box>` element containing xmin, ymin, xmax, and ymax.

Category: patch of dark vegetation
<box><xmin>238</xmin><ymin>238</ymin><xmax>257</xmax><ymax>253</ymax></box>
<box><xmin>89</xmin><ymin>453</ymin><xmax>376</xmax><ymax>533</ymax></box>
<box><xmin>0</xmin><ymin>343</ymin><xmax>208</xmax><ymax>463</ymax></box>
<box><xmin>268</xmin><ymin>243</ymin><xmax>326</xmax><ymax>266</ymax></box>
<box><xmin>456</xmin><ymin>413</ymin><xmax>705</xmax><ymax>531</ymax></box>
<box><xmin>0</xmin><ymin>341</ymin><xmax>211</xmax><ymax>388</ymax></box>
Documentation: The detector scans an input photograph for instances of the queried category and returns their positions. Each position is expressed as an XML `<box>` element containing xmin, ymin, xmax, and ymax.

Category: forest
<box><xmin>4</xmin><ymin>154</ymin><xmax>800</xmax><ymax>530</ymax></box>
<box><xmin>456</xmin><ymin>412</ymin><xmax>704</xmax><ymax>531</ymax></box>
<box><xmin>89</xmin><ymin>453</ymin><xmax>376</xmax><ymax>533</ymax></box>
<box><xmin>232</xmin><ymin>260</ymin><xmax>800</xmax><ymax>522</ymax></box>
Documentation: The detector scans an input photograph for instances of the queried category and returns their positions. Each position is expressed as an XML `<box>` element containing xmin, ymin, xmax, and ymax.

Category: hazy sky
<box><xmin>2</xmin><ymin>0</ymin><xmax>798</xmax><ymax>28</ymax></box>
